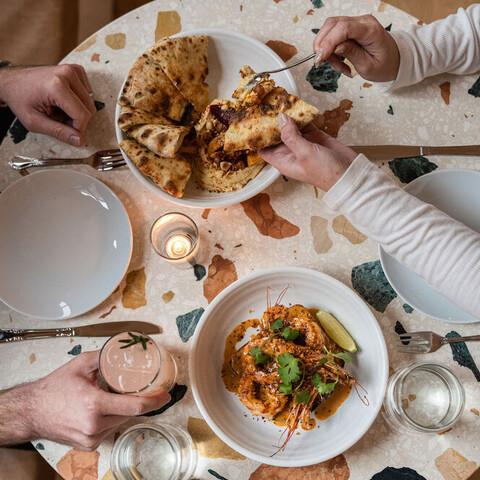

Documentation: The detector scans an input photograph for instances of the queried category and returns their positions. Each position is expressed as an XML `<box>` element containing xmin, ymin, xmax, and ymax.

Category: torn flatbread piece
<box><xmin>118</xmin><ymin>53</ymin><xmax>191</xmax><ymax>122</ymax></box>
<box><xmin>149</xmin><ymin>35</ymin><xmax>209</xmax><ymax>113</ymax></box>
<box><xmin>120</xmin><ymin>140</ymin><xmax>191</xmax><ymax>198</ymax></box>
<box><xmin>126</xmin><ymin>123</ymin><xmax>190</xmax><ymax>158</ymax></box>
<box><xmin>118</xmin><ymin>105</ymin><xmax>176</xmax><ymax>131</ymax></box>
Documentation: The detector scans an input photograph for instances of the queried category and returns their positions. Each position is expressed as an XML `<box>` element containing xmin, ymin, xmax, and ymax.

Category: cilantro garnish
<box><xmin>248</xmin><ymin>346</ymin><xmax>271</xmax><ymax>365</ymax></box>
<box><xmin>282</xmin><ymin>327</ymin><xmax>300</xmax><ymax>341</ymax></box>
<box><xmin>270</xmin><ymin>319</ymin><xmax>284</xmax><ymax>331</ymax></box>
<box><xmin>295</xmin><ymin>389</ymin><xmax>312</xmax><ymax>405</ymax></box>
<box><xmin>278</xmin><ymin>383</ymin><xmax>293</xmax><ymax>395</ymax></box>
<box><xmin>277</xmin><ymin>352</ymin><xmax>301</xmax><ymax>384</ymax></box>
<box><xmin>312</xmin><ymin>373</ymin><xmax>337</xmax><ymax>395</ymax></box>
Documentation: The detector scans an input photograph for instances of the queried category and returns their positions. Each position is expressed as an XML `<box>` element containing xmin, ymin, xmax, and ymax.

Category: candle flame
<box><xmin>165</xmin><ymin>234</ymin><xmax>192</xmax><ymax>259</ymax></box>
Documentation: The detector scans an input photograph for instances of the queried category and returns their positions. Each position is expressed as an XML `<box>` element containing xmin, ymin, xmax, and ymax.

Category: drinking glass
<box><xmin>99</xmin><ymin>331</ymin><xmax>177</xmax><ymax>395</ymax></box>
<box><xmin>382</xmin><ymin>362</ymin><xmax>465</xmax><ymax>434</ymax></box>
<box><xmin>111</xmin><ymin>423</ymin><xmax>197</xmax><ymax>480</ymax></box>
<box><xmin>150</xmin><ymin>213</ymin><xmax>200</xmax><ymax>268</ymax></box>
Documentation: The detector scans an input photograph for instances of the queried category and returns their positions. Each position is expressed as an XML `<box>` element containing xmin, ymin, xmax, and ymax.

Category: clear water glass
<box><xmin>150</xmin><ymin>212</ymin><xmax>200</xmax><ymax>268</ymax></box>
<box><xmin>111</xmin><ymin>423</ymin><xmax>197</xmax><ymax>480</ymax></box>
<box><xmin>383</xmin><ymin>362</ymin><xmax>465</xmax><ymax>434</ymax></box>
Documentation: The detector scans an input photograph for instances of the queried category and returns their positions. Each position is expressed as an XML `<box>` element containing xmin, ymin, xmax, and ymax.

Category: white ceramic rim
<box><xmin>189</xmin><ymin>266</ymin><xmax>389</xmax><ymax>466</ymax></box>
<box><xmin>114</xmin><ymin>28</ymin><xmax>300</xmax><ymax>208</ymax></box>
<box><xmin>378</xmin><ymin>168</ymin><xmax>480</xmax><ymax>323</ymax></box>
<box><xmin>0</xmin><ymin>169</ymin><xmax>133</xmax><ymax>320</ymax></box>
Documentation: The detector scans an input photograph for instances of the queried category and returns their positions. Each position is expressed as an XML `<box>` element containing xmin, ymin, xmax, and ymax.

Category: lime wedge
<box><xmin>316</xmin><ymin>310</ymin><xmax>357</xmax><ymax>353</ymax></box>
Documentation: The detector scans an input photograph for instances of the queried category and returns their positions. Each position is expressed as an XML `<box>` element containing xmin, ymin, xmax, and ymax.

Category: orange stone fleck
<box><xmin>363</xmin><ymin>82</ymin><xmax>373</xmax><ymax>88</ymax></box>
<box><xmin>440</xmin><ymin>81</ymin><xmax>451</xmax><ymax>105</ymax></box>
<box><xmin>204</xmin><ymin>255</ymin><xmax>238</xmax><ymax>303</ymax></box>
<box><xmin>75</xmin><ymin>34</ymin><xmax>97</xmax><ymax>52</ymax></box>
<box><xmin>435</xmin><ymin>448</ymin><xmax>478</xmax><ymax>480</ymax></box>
<box><xmin>155</xmin><ymin>11</ymin><xmax>182</xmax><ymax>42</ymax></box>
<box><xmin>91</xmin><ymin>53</ymin><xmax>100</xmax><ymax>62</ymax></box>
<box><xmin>57</xmin><ymin>449</ymin><xmax>100</xmax><ymax>480</ymax></box>
<box><xmin>313</xmin><ymin>99</ymin><xmax>354</xmax><ymax>138</ymax></box>
<box><xmin>202</xmin><ymin>208</ymin><xmax>211</xmax><ymax>219</ymax></box>
<box><xmin>241</xmin><ymin>193</ymin><xmax>299</xmax><ymax>239</ymax></box>
<box><xmin>265</xmin><ymin>40</ymin><xmax>298</xmax><ymax>62</ymax></box>
<box><xmin>122</xmin><ymin>267</ymin><xmax>147</xmax><ymax>309</ymax></box>
<box><xmin>105</xmin><ymin>33</ymin><xmax>126</xmax><ymax>50</ymax></box>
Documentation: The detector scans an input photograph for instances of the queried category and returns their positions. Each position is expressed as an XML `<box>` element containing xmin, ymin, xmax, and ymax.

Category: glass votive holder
<box><xmin>150</xmin><ymin>213</ymin><xmax>200</xmax><ymax>269</ymax></box>
<box><xmin>111</xmin><ymin>423</ymin><xmax>197</xmax><ymax>480</ymax></box>
<box><xmin>382</xmin><ymin>362</ymin><xmax>465</xmax><ymax>434</ymax></box>
<box><xmin>98</xmin><ymin>331</ymin><xmax>177</xmax><ymax>395</ymax></box>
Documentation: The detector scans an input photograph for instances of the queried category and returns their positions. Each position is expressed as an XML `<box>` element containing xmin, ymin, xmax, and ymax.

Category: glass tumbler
<box><xmin>99</xmin><ymin>331</ymin><xmax>177</xmax><ymax>395</ymax></box>
<box><xmin>150</xmin><ymin>213</ymin><xmax>200</xmax><ymax>268</ymax></box>
<box><xmin>383</xmin><ymin>362</ymin><xmax>465</xmax><ymax>434</ymax></box>
<box><xmin>111</xmin><ymin>423</ymin><xmax>197</xmax><ymax>480</ymax></box>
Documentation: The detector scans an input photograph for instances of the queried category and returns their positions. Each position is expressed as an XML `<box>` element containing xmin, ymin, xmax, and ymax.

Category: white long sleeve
<box><xmin>378</xmin><ymin>5</ymin><xmax>480</xmax><ymax>92</ymax></box>
<box><xmin>323</xmin><ymin>155</ymin><xmax>480</xmax><ymax>319</ymax></box>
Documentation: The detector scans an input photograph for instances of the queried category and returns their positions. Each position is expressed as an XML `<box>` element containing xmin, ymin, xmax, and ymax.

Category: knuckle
<box><xmin>58</xmin><ymin>64</ymin><xmax>76</xmax><ymax>77</ymax></box>
<box><xmin>324</xmin><ymin>17</ymin><xmax>338</xmax><ymax>29</ymax></box>
<box><xmin>81</xmin><ymin>435</ymin><xmax>100</xmax><ymax>451</ymax></box>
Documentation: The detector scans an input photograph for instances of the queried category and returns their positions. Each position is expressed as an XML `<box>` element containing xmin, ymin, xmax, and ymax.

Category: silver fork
<box><xmin>244</xmin><ymin>52</ymin><xmax>316</xmax><ymax>90</ymax></box>
<box><xmin>396</xmin><ymin>331</ymin><xmax>480</xmax><ymax>353</ymax></box>
<box><xmin>9</xmin><ymin>149</ymin><xmax>126</xmax><ymax>172</ymax></box>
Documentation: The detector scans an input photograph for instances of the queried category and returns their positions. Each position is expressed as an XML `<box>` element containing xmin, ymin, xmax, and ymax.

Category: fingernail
<box><xmin>70</xmin><ymin>135</ymin><xmax>81</xmax><ymax>147</ymax></box>
<box><xmin>278</xmin><ymin>113</ymin><xmax>288</xmax><ymax>130</ymax></box>
<box><xmin>314</xmin><ymin>48</ymin><xmax>323</xmax><ymax>67</ymax></box>
<box><xmin>334</xmin><ymin>45</ymin><xmax>346</xmax><ymax>55</ymax></box>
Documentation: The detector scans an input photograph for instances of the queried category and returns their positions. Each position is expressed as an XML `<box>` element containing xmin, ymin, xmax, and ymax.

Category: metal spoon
<box><xmin>244</xmin><ymin>52</ymin><xmax>316</xmax><ymax>90</ymax></box>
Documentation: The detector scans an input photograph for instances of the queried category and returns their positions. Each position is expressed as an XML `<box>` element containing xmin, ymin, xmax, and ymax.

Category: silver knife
<box><xmin>0</xmin><ymin>321</ymin><xmax>161</xmax><ymax>343</ymax></box>
<box><xmin>350</xmin><ymin>145</ymin><xmax>480</xmax><ymax>161</ymax></box>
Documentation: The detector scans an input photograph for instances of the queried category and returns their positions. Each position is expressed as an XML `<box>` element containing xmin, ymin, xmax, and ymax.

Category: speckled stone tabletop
<box><xmin>1</xmin><ymin>1</ymin><xmax>480</xmax><ymax>479</ymax></box>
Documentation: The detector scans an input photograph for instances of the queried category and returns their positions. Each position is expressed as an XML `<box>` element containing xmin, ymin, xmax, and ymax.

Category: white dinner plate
<box><xmin>189</xmin><ymin>267</ymin><xmax>388</xmax><ymax>467</ymax></box>
<box><xmin>379</xmin><ymin>169</ymin><xmax>480</xmax><ymax>323</ymax></box>
<box><xmin>0</xmin><ymin>170</ymin><xmax>132</xmax><ymax>320</ymax></box>
<box><xmin>115</xmin><ymin>28</ymin><xmax>298</xmax><ymax>208</ymax></box>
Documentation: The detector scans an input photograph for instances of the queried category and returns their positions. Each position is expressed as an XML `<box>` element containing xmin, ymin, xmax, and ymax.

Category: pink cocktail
<box><xmin>99</xmin><ymin>331</ymin><xmax>177</xmax><ymax>395</ymax></box>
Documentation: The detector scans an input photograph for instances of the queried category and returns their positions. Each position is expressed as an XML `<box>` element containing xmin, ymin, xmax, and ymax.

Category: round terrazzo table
<box><xmin>1</xmin><ymin>1</ymin><xmax>480</xmax><ymax>479</ymax></box>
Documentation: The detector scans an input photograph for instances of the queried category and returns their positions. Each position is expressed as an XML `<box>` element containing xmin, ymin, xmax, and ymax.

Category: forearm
<box><xmin>378</xmin><ymin>5</ymin><xmax>480</xmax><ymax>92</ymax></box>
<box><xmin>0</xmin><ymin>383</ymin><xmax>37</xmax><ymax>446</ymax></box>
<box><xmin>323</xmin><ymin>155</ymin><xmax>480</xmax><ymax>318</ymax></box>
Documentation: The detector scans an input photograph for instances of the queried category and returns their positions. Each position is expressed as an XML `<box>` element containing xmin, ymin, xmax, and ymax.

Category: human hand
<box><xmin>0</xmin><ymin>64</ymin><xmax>96</xmax><ymax>146</ymax></box>
<box><xmin>24</xmin><ymin>350</ymin><xmax>170</xmax><ymax>451</ymax></box>
<box><xmin>313</xmin><ymin>15</ymin><xmax>400</xmax><ymax>82</ymax></box>
<box><xmin>259</xmin><ymin>114</ymin><xmax>357</xmax><ymax>192</ymax></box>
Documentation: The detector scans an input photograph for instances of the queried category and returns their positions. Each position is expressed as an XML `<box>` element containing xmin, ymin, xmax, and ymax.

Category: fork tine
<box><xmin>101</xmin><ymin>157</ymin><xmax>125</xmax><ymax>167</ymax></box>
<box><xmin>98</xmin><ymin>161</ymin><xmax>126</xmax><ymax>171</ymax></box>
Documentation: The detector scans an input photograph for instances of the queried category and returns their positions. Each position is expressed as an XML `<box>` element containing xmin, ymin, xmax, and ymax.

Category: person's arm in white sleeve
<box><xmin>311</xmin><ymin>7</ymin><xmax>480</xmax><ymax>92</ymax></box>
<box><xmin>260</xmin><ymin>116</ymin><xmax>480</xmax><ymax>319</ymax></box>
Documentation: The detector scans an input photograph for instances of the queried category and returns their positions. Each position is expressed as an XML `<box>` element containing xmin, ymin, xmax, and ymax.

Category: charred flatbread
<box><xmin>149</xmin><ymin>35</ymin><xmax>209</xmax><ymax>113</ymax></box>
<box><xmin>118</xmin><ymin>53</ymin><xmax>190</xmax><ymax>122</ymax></box>
<box><xmin>120</xmin><ymin>140</ymin><xmax>191</xmax><ymax>198</ymax></box>
<box><xmin>126</xmin><ymin>123</ymin><xmax>190</xmax><ymax>159</ymax></box>
<box><xmin>118</xmin><ymin>105</ymin><xmax>176</xmax><ymax>131</ymax></box>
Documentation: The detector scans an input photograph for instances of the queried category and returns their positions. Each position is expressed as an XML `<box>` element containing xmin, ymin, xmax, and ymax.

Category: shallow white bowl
<box><xmin>379</xmin><ymin>169</ymin><xmax>480</xmax><ymax>323</ymax></box>
<box><xmin>189</xmin><ymin>267</ymin><xmax>388</xmax><ymax>467</ymax></box>
<box><xmin>115</xmin><ymin>28</ymin><xmax>299</xmax><ymax>208</ymax></box>
<box><xmin>0</xmin><ymin>170</ymin><xmax>132</xmax><ymax>320</ymax></box>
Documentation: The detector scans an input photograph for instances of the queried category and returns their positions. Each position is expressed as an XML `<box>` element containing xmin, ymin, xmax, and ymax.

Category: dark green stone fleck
<box><xmin>143</xmin><ymin>384</ymin><xmax>187</xmax><ymax>416</ymax></box>
<box><xmin>351</xmin><ymin>260</ymin><xmax>397</xmax><ymax>313</ymax></box>
<box><xmin>387</xmin><ymin>105</ymin><xmax>394</xmax><ymax>115</ymax></box>
<box><xmin>372</xmin><ymin>466</ymin><xmax>427</xmax><ymax>480</ymax></box>
<box><xmin>388</xmin><ymin>156</ymin><xmax>438</xmax><ymax>183</ymax></box>
<box><xmin>306</xmin><ymin>62</ymin><xmax>341</xmax><ymax>93</ymax></box>
<box><xmin>35</xmin><ymin>443</ymin><xmax>45</xmax><ymax>450</ymax></box>
<box><xmin>283</xmin><ymin>175</ymin><xmax>289</xmax><ymax>182</ymax></box>
<box><xmin>234</xmin><ymin>244</ymin><xmax>243</xmax><ymax>248</ymax></box>
<box><xmin>402</xmin><ymin>304</ymin><xmax>414</xmax><ymax>314</ymax></box>
<box><xmin>194</xmin><ymin>264</ymin><xmax>206</xmax><ymax>281</ymax></box>
<box><xmin>310</xmin><ymin>0</ymin><xmax>324</xmax><ymax>8</ymax></box>
<box><xmin>94</xmin><ymin>100</ymin><xmax>105</xmax><ymax>111</ymax></box>
<box><xmin>311</xmin><ymin>28</ymin><xmax>320</xmax><ymax>34</ymax></box>
<box><xmin>385</xmin><ymin>23</ymin><xmax>392</xmax><ymax>31</ymax></box>
<box><xmin>468</xmin><ymin>76</ymin><xmax>480</xmax><ymax>97</ymax></box>
<box><xmin>68</xmin><ymin>345</ymin><xmax>82</xmax><ymax>356</ymax></box>
<box><xmin>394</xmin><ymin>321</ymin><xmax>407</xmax><ymax>335</ymax></box>
<box><xmin>208</xmin><ymin>470</ymin><xmax>229</xmax><ymax>480</ymax></box>
<box><xmin>176</xmin><ymin>307</ymin><xmax>204</xmax><ymax>342</ymax></box>
<box><xmin>9</xmin><ymin>119</ymin><xmax>28</xmax><ymax>144</ymax></box>
<box><xmin>447</xmin><ymin>331</ymin><xmax>480</xmax><ymax>381</ymax></box>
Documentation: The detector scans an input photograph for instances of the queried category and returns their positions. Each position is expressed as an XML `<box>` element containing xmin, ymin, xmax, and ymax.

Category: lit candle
<box><xmin>165</xmin><ymin>234</ymin><xmax>192</xmax><ymax>259</ymax></box>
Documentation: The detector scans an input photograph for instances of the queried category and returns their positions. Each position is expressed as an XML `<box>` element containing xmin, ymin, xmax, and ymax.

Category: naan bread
<box><xmin>149</xmin><ymin>35</ymin><xmax>209</xmax><ymax>113</ymax></box>
<box><xmin>127</xmin><ymin>123</ymin><xmax>190</xmax><ymax>158</ymax></box>
<box><xmin>118</xmin><ymin>53</ymin><xmax>190</xmax><ymax>121</ymax></box>
<box><xmin>223</xmin><ymin>87</ymin><xmax>319</xmax><ymax>152</ymax></box>
<box><xmin>118</xmin><ymin>105</ymin><xmax>175</xmax><ymax>131</ymax></box>
<box><xmin>120</xmin><ymin>140</ymin><xmax>191</xmax><ymax>198</ymax></box>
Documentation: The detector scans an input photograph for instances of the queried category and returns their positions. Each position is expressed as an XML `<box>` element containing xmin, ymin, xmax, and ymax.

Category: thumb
<box><xmin>28</xmin><ymin>113</ymin><xmax>83</xmax><ymax>146</ymax></box>
<box><xmin>278</xmin><ymin>113</ymin><xmax>313</xmax><ymax>157</ymax></box>
<box><xmin>334</xmin><ymin>40</ymin><xmax>370</xmax><ymax>71</ymax></box>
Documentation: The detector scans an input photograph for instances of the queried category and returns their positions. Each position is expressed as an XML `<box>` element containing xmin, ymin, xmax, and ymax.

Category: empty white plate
<box><xmin>0</xmin><ymin>170</ymin><xmax>132</xmax><ymax>320</ymax></box>
<box><xmin>379</xmin><ymin>169</ymin><xmax>480</xmax><ymax>323</ymax></box>
<box><xmin>115</xmin><ymin>28</ymin><xmax>298</xmax><ymax>208</ymax></box>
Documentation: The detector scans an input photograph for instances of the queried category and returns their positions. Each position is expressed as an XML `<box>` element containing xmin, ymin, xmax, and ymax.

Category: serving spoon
<box><xmin>244</xmin><ymin>52</ymin><xmax>316</xmax><ymax>90</ymax></box>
